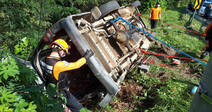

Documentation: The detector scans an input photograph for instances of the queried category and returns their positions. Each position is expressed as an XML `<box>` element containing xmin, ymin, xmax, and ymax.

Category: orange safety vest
<box><xmin>150</xmin><ymin>7</ymin><xmax>161</xmax><ymax>20</ymax></box>
<box><xmin>40</xmin><ymin>56</ymin><xmax>86</xmax><ymax>81</ymax></box>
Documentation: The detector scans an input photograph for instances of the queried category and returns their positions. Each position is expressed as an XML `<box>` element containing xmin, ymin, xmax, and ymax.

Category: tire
<box><xmin>131</xmin><ymin>1</ymin><xmax>141</xmax><ymax>7</ymax></box>
<box><xmin>99</xmin><ymin>1</ymin><xmax>120</xmax><ymax>18</ymax></box>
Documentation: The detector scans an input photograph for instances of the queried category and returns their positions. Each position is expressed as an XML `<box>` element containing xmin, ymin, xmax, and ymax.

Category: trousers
<box><xmin>61</xmin><ymin>89</ymin><xmax>83</xmax><ymax>112</ymax></box>
<box><xmin>151</xmin><ymin>19</ymin><xmax>158</xmax><ymax>29</ymax></box>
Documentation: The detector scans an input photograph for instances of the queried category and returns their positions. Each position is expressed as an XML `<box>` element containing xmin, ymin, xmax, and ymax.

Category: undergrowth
<box><xmin>0</xmin><ymin>53</ymin><xmax>65</xmax><ymax>112</ymax></box>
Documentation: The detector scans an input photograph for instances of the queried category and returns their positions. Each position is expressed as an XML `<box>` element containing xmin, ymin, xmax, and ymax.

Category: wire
<box><xmin>149</xmin><ymin>60</ymin><xmax>187</xmax><ymax>69</ymax></box>
<box><xmin>139</xmin><ymin>48</ymin><xmax>208</xmax><ymax>61</ymax></box>
<box><xmin>140</xmin><ymin>48</ymin><xmax>208</xmax><ymax>69</ymax></box>
<box><xmin>142</xmin><ymin>56</ymin><xmax>188</xmax><ymax>69</ymax></box>
<box><xmin>110</xmin><ymin>15</ymin><xmax>207</xmax><ymax>66</ymax></box>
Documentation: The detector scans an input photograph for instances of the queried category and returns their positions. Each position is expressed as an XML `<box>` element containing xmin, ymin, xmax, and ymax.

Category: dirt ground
<box><xmin>109</xmin><ymin>82</ymin><xmax>143</xmax><ymax>111</ymax></box>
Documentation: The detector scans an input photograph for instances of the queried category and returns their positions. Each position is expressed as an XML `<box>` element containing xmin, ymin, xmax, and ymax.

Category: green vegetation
<box><xmin>0</xmin><ymin>0</ymin><xmax>206</xmax><ymax>112</ymax></box>
<box><xmin>128</xmin><ymin>70</ymin><xmax>196</xmax><ymax>112</ymax></box>
<box><xmin>0</xmin><ymin>53</ymin><xmax>66</xmax><ymax>111</ymax></box>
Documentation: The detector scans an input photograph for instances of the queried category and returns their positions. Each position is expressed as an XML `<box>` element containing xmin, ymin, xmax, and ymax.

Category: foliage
<box><xmin>0</xmin><ymin>55</ymin><xmax>19</xmax><ymax>82</ymax></box>
<box><xmin>0</xmin><ymin>0</ymin><xmax>192</xmax><ymax>57</ymax></box>
<box><xmin>14</xmin><ymin>37</ymin><xmax>32</xmax><ymax>59</ymax></box>
<box><xmin>0</xmin><ymin>0</ymin><xmax>80</xmax><ymax>58</ymax></box>
<box><xmin>0</xmin><ymin>54</ymin><xmax>37</xmax><ymax>112</ymax></box>
<box><xmin>166</xmin><ymin>0</ymin><xmax>191</xmax><ymax>8</ymax></box>
<box><xmin>0</xmin><ymin>0</ymin><xmax>42</xmax><ymax>54</ymax></box>
<box><xmin>0</xmin><ymin>54</ymin><xmax>66</xmax><ymax>111</ymax></box>
<box><xmin>137</xmin><ymin>0</ymin><xmax>191</xmax><ymax>13</ymax></box>
<box><xmin>128</xmin><ymin>68</ymin><xmax>197</xmax><ymax>112</ymax></box>
<box><xmin>80</xmin><ymin>108</ymin><xmax>93</xmax><ymax>112</ymax></box>
<box><xmin>0</xmin><ymin>87</ymin><xmax>37</xmax><ymax>112</ymax></box>
<box><xmin>18</xmin><ymin>62</ymin><xmax>65</xmax><ymax>112</ymax></box>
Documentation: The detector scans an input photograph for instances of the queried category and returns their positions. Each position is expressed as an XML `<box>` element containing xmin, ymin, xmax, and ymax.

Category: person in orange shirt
<box><xmin>200</xmin><ymin>22</ymin><xmax>212</xmax><ymax>59</ymax></box>
<box><xmin>40</xmin><ymin>39</ymin><xmax>94</xmax><ymax>112</ymax></box>
<box><xmin>150</xmin><ymin>1</ymin><xmax>161</xmax><ymax>29</ymax></box>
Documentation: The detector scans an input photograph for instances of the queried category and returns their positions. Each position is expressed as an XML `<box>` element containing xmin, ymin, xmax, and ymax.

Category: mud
<box><xmin>110</xmin><ymin>82</ymin><xmax>143</xmax><ymax>111</ymax></box>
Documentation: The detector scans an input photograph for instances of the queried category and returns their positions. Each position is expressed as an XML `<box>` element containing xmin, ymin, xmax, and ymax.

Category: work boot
<box><xmin>200</xmin><ymin>51</ymin><xmax>209</xmax><ymax>59</ymax></box>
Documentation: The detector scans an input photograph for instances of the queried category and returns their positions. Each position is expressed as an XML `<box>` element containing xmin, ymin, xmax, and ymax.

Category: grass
<box><xmin>97</xmin><ymin>6</ymin><xmax>206</xmax><ymax>112</ymax></box>
<box><xmin>142</xmin><ymin>7</ymin><xmax>206</xmax><ymax>55</ymax></box>
<box><xmin>140</xmin><ymin>6</ymin><xmax>206</xmax><ymax>111</ymax></box>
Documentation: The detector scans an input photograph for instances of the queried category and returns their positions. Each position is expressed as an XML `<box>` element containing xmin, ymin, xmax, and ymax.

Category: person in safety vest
<box><xmin>149</xmin><ymin>1</ymin><xmax>161</xmax><ymax>29</ymax></box>
<box><xmin>40</xmin><ymin>39</ymin><xmax>94</xmax><ymax>112</ymax></box>
<box><xmin>200</xmin><ymin>22</ymin><xmax>212</xmax><ymax>59</ymax></box>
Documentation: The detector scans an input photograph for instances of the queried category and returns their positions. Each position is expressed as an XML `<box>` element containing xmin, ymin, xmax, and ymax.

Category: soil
<box><xmin>161</xmin><ymin>44</ymin><xmax>177</xmax><ymax>56</ymax></box>
<box><xmin>155</xmin><ymin>41</ymin><xmax>178</xmax><ymax>56</ymax></box>
<box><xmin>109</xmin><ymin>82</ymin><xmax>143</xmax><ymax>111</ymax></box>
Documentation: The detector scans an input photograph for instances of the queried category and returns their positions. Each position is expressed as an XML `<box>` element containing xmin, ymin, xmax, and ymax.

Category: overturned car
<box><xmin>31</xmin><ymin>0</ymin><xmax>154</xmax><ymax>107</ymax></box>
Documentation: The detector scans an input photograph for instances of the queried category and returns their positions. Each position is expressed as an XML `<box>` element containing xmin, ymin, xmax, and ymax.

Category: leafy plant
<box><xmin>0</xmin><ymin>55</ymin><xmax>19</xmax><ymax>82</ymax></box>
<box><xmin>0</xmin><ymin>55</ymin><xmax>37</xmax><ymax>112</ymax></box>
<box><xmin>0</xmin><ymin>87</ymin><xmax>37</xmax><ymax>112</ymax></box>
<box><xmin>14</xmin><ymin>37</ymin><xmax>32</xmax><ymax>59</ymax></box>
<box><xmin>0</xmin><ymin>54</ymin><xmax>68</xmax><ymax>112</ymax></box>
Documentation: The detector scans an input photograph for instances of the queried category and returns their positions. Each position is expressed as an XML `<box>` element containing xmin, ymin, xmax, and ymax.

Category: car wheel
<box><xmin>99</xmin><ymin>1</ymin><xmax>120</xmax><ymax>18</ymax></box>
<box><xmin>131</xmin><ymin>0</ymin><xmax>141</xmax><ymax>7</ymax></box>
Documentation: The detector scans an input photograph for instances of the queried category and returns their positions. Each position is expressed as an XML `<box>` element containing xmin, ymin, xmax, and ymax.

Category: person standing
<box><xmin>200</xmin><ymin>22</ymin><xmax>212</xmax><ymax>59</ymax></box>
<box><xmin>150</xmin><ymin>1</ymin><xmax>161</xmax><ymax>29</ymax></box>
<box><xmin>203</xmin><ymin>3</ymin><xmax>212</xmax><ymax>19</ymax></box>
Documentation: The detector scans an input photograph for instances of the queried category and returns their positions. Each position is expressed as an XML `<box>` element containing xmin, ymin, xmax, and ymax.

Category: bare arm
<box><xmin>150</xmin><ymin>8</ymin><xmax>152</xmax><ymax>19</ymax></box>
<box><xmin>149</xmin><ymin>13</ymin><xmax>151</xmax><ymax>19</ymax></box>
<box><xmin>159</xmin><ymin>13</ymin><xmax>161</xmax><ymax>20</ymax></box>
